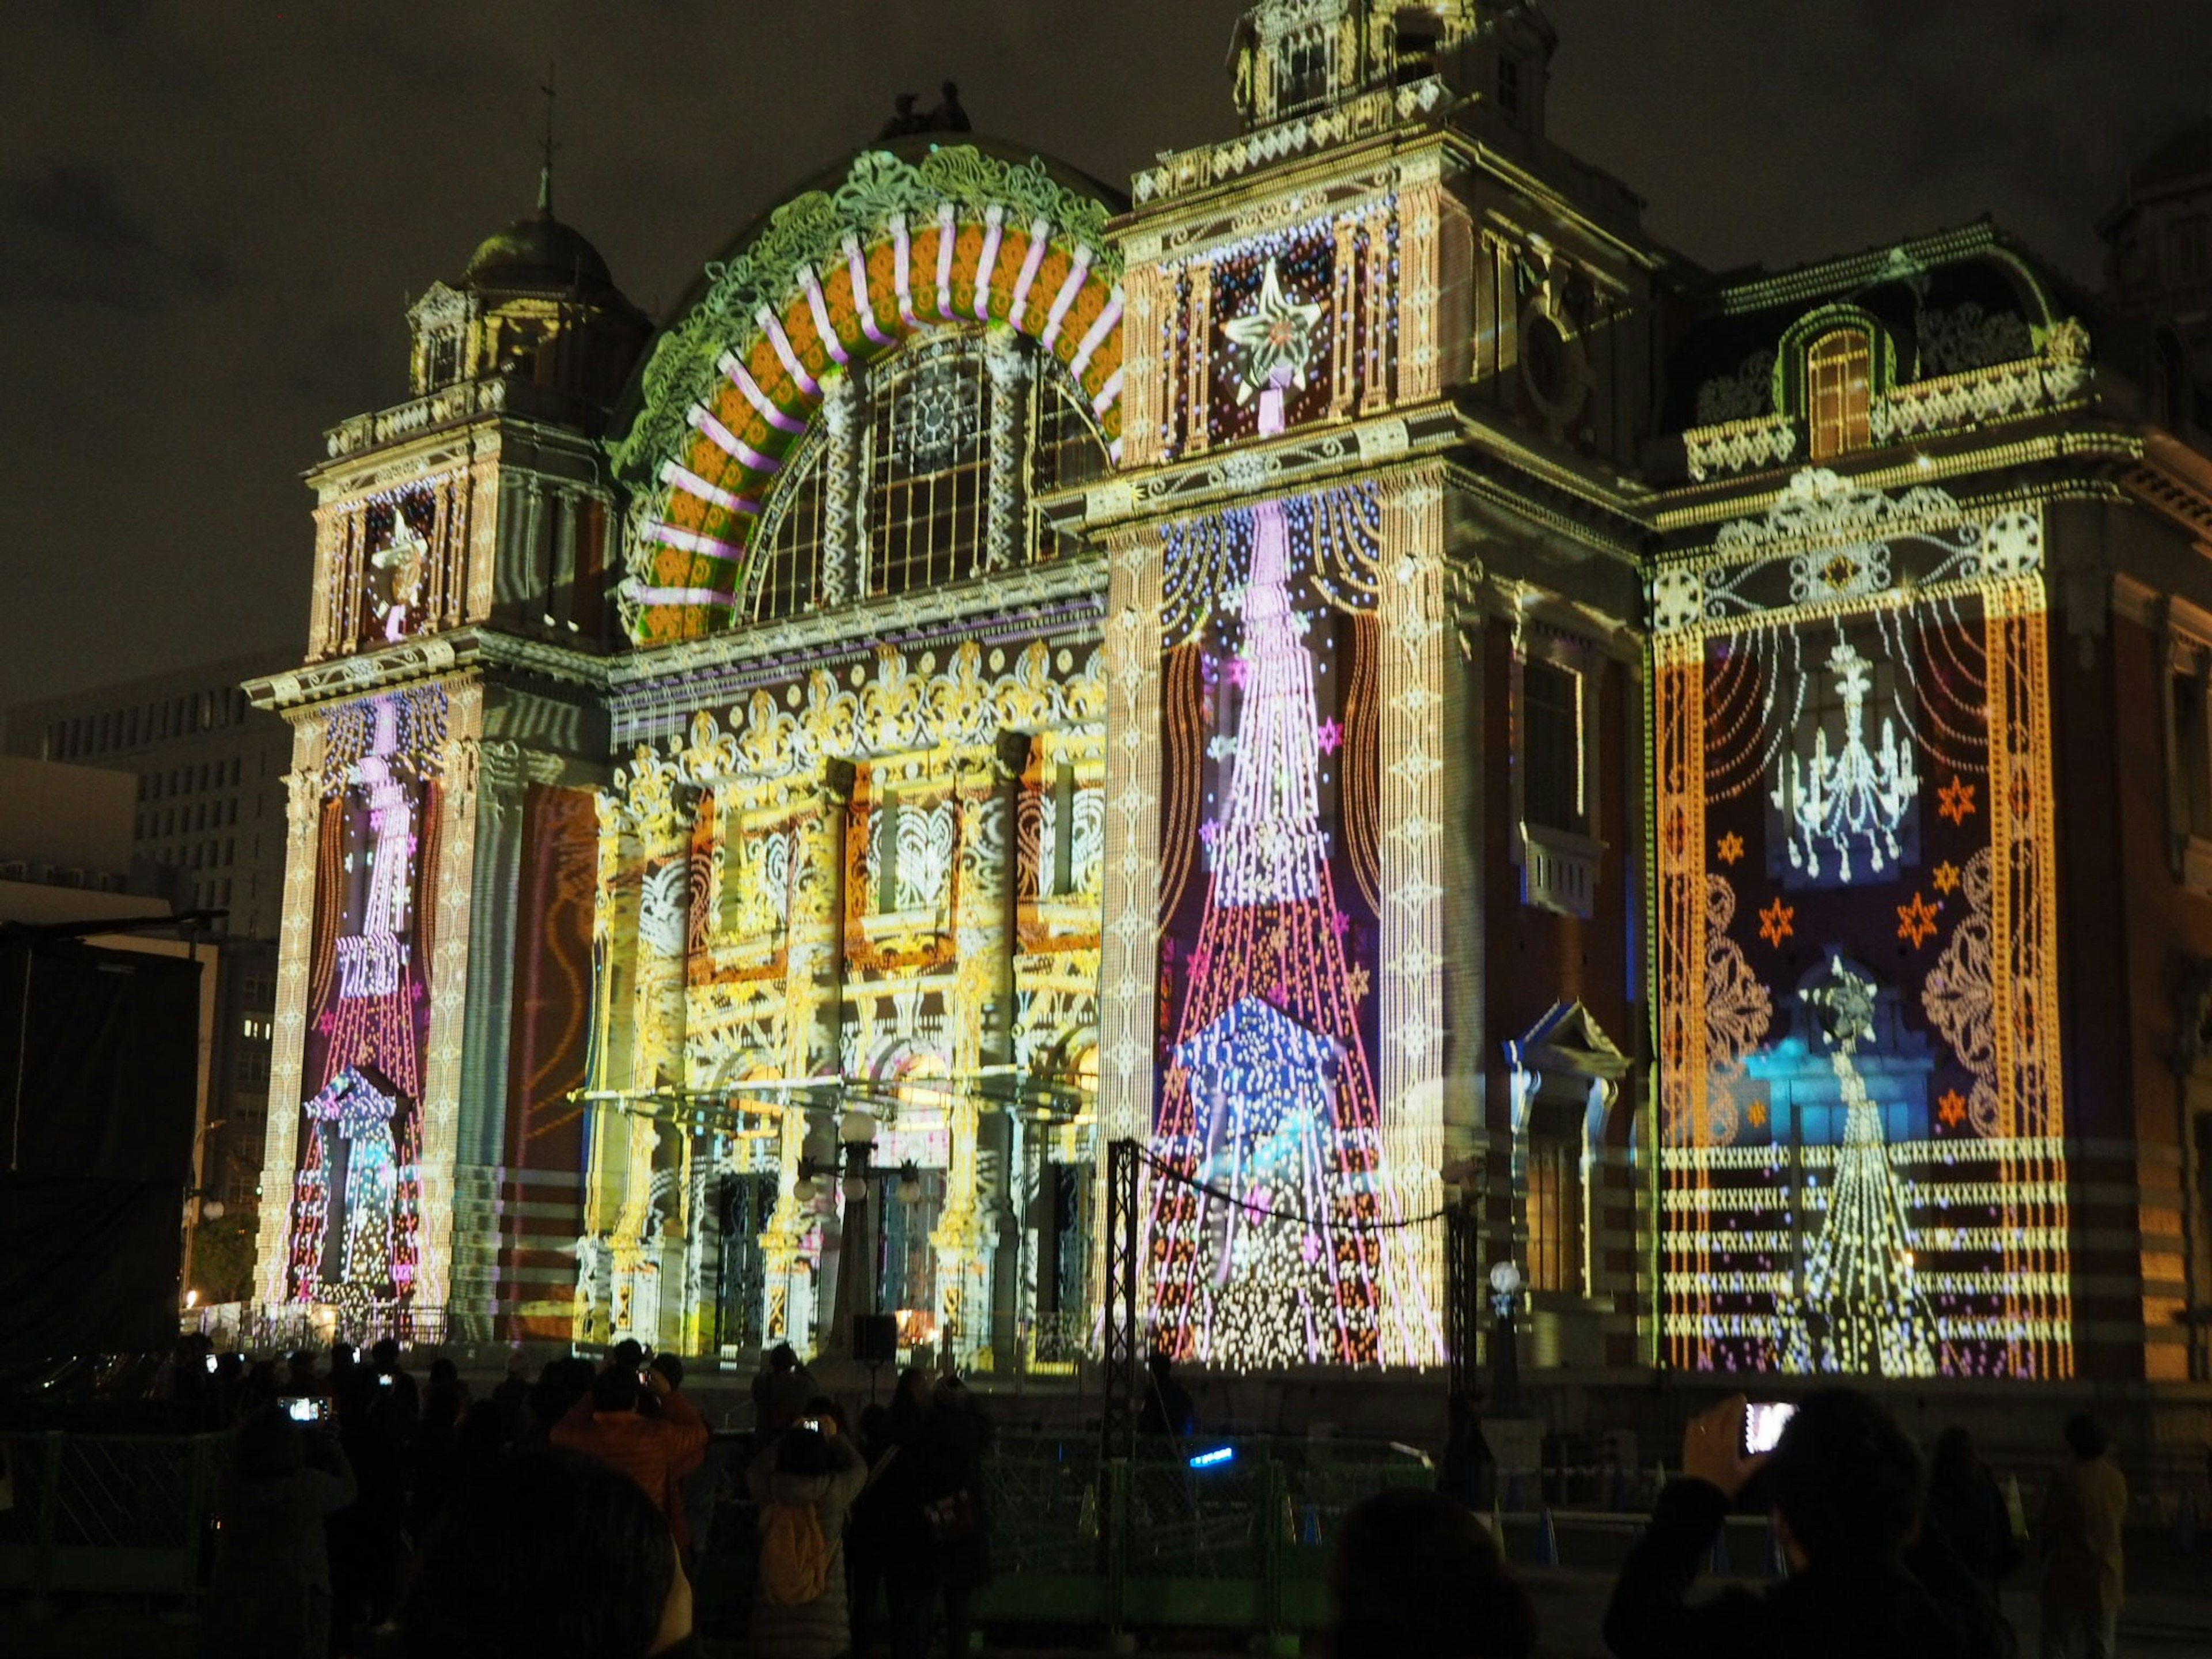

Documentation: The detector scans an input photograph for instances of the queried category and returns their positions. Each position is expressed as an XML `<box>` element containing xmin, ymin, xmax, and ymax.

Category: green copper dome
<box><xmin>461</xmin><ymin>204</ymin><xmax>613</xmax><ymax>294</ymax></box>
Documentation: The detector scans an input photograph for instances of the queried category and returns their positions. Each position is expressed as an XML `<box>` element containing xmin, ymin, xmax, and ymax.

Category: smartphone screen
<box><xmin>800</xmin><ymin>1416</ymin><xmax>823</xmax><ymax>1433</ymax></box>
<box><xmin>1743</xmin><ymin>1400</ymin><xmax>1797</xmax><ymax>1455</ymax></box>
<box><xmin>203</xmin><ymin>1354</ymin><xmax>218</xmax><ymax>1374</ymax></box>
<box><xmin>281</xmin><ymin>1395</ymin><xmax>323</xmax><ymax>1425</ymax></box>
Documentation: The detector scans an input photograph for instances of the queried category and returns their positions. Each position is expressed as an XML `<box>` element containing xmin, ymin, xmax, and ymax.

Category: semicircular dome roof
<box><xmin>463</xmin><ymin>209</ymin><xmax>616</xmax><ymax>294</ymax></box>
<box><xmin>608</xmin><ymin>134</ymin><xmax>1131</xmax><ymax>647</ymax></box>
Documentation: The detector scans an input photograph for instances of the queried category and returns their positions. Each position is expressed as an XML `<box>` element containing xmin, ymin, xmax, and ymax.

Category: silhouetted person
<box><xmin>492</xmin><ymin>1347</ymin><xmax>532</xmax><ymax>1446</ymax></box>
<box><xmin>331</xmin><ymin>1336</ymin><xmax>418</xmax><ymax>1642</ymax></box>
<box><xmin>1332</xmin><ymin>1486</ymin><xmax>1536</xmax><ymax>1659</ymax></box>
<box><xmin>652</xmin><ymin>1352</ymin><xmax>721</xmax><ymax>1570</ymax></box>
<box><xmin>878</xmin><ymin>93</ymin><xmax>921</xmax><ymax>139</ymax></box>
<box><xmin>2039</xmin><ymin>1414</ymin><xmax>2126</xmax><ymax>1659</ymax></box>
<box><xmin>879</xmin><ymin>1370</ymin><xmax>987</xmax><ymax>1659</ymax></box>
<box><xmin>1926</xmin><ymin>1426</ymin><xmax>2022</xmax><ymax>1609</ymax></box>
<box><xmin>753</xmin><ymin>1340</ymin><xmax>819</xmax><ymax>1435</ymax></box>
<box><xmin>850</xmin><ymin>1402</ymin><xmax>897</xmax><ymax>1659</ymax></box>
<box><xmin>411</xmin><ymin>1357</ymin><xmax>469</xmax><ymax>1532</ymax></box>
<box><xmin>202</xmin><ymin>1410</ymin><xmax>355</xmax><ymax>1659</ymax></box>
<box><xmin>403</xmin><ymin>1448</ymin><xmax>692</xmax><ymax>1658</ymax></box>
<box><xmin>932</xmin><ymin>81</ymin><xmax>971</xmax><ymax>132</ymax></box>
<box><xmin>1604</xmin><ymin>1389</ymin><xmax>2002</xmax><ymax>1659</ymax></box>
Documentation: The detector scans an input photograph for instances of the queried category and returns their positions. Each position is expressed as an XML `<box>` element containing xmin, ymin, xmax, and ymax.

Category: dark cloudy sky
<box><xmin>3</xmin><ymin>1</ymin><xmax>2205</xmax><ymax>716</ymax></box>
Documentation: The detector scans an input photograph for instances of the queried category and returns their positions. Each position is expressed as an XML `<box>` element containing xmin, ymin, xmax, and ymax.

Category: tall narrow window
<box><xmin>1523</xmin><ymin>657</ymin><xmax>1588</xmax><ymax>835</ymax></box>
<box><xmin>749</xmin><ymin>448</ymin><xmax>827</xmax><ymax>620</ymax></box>
<box><xmin>1050</xmin><ymin>763</ymin><xmax>1077</xmax><ymax>897</ymax></box>
<box><xmin>1527</xmin><ymin>1141</ymin><xmax>1577</xmax><ymax>1294</ymax></box>
<box><xmin>866</xmin><ymin>346</ymin><xmax>991</xmax><ymax>598</ymax></box>
<box><xmin>1808</xmin><ymin>329</ymin><xmax>1873</xmax><ymax>461</ymax></box>
<box><xmin>874</xmin><ymin>791</ymin><xmax>903</xmax><ymax>915</ymax></box>
<box><xmin>2175</xmin><ymin>668</ymin><xmax>2212</xmax><ymax>840</ymax></box>
<box><xmin>1277</xmin><ymin>27</ymin><xmax>1333</xmax><ymax>115</ymax></box>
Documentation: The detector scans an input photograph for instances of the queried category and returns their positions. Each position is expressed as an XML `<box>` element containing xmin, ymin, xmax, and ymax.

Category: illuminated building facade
<box><xmin>245</xmin><ymin>3</ymin><xmax>2212</xmax><ymax>1427</ymax></box>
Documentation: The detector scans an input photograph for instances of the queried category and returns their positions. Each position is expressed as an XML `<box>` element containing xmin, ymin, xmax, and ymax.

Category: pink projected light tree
<box><xmin>287</xmin><ymin>690</ymin><xmax>438</xmax><ymax>1310</ymax></box>
<box><xmin>1148</xmin><ymin>257</ymin><xmax>1399</xmax><ymax>1367</ymax></box>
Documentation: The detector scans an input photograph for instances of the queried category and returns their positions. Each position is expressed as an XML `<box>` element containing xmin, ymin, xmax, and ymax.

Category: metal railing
<box><xmin>0</xmin><ymin>1431</ymin><xmax>225</xmax><ymax>1600</ymax></box>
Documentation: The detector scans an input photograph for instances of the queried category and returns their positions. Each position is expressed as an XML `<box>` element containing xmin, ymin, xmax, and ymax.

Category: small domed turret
<box><xmin>460</xmin><ymin>169</ymin><xmax>619</xmax><ymax>297</ymax></box>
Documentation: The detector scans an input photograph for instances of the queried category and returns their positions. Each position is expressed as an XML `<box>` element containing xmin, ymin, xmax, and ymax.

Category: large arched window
<box><xmin>733</xmin><ymin>329</ymin><xmax>1109</xmax><ymax>620</ymax></box>
<box><xmin>1807</xmin><ymin>328</ymin><xmax>1873</xmax><ymax>461</ymax></box>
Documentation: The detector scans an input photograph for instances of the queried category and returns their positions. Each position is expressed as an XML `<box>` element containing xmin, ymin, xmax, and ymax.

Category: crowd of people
<box><xmin>187</xmin><ymin>1335</ymin><xmax>997</xmax><ymax>1659</ymax></box>
<box><xmin>180</xmin><ymin>1329</ymin><xmax>2138</xmax><ymax>1659</ymax></box>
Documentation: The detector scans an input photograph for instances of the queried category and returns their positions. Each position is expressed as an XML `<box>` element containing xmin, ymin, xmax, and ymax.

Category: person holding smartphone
<box><xmin>551</xmin><ymin>1357</ymin><xmax>710</xmax><ymax>1537</ymax></box>
<box><xmin>1601</xmin><ymin>1390</ymin><xmax>2006</xmax><ymax>1659</ymax></box>
<box><xmin>203</xmin><ymin>1410</ymin><xmax>357</xmax><ymax>1659</ymax></box>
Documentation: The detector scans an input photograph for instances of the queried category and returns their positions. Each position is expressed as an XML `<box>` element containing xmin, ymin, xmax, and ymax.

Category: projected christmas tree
<box><xmin>1149</xmin><ymin>257</ymin><xmax>1392</xmax><ymax>1367</ymax></box>
<box><xmin>1786</xmin><ymin>956</ymin><xmax>1937</xmax><ymax>1376</ymax></box>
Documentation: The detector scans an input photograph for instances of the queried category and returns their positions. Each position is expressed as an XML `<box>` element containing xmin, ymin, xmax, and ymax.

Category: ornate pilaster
<box><xmin>821</xmin><ymin>376</ymin><xmax>859</xmax><ymax>608</ymax></box>
<box><xmin>464</xmin><ymin>445</ymin><xmax>501</xmax><ymax>624</ymax></box>
<box><xmin>307</xmin><ymin>506</ymin><xmax>341</xmax><ymax>660</ymax></box>
<box><xmin>447</xmin><ymin>736</ymin><xmax>532</xmax><ymax>1338</ymax></box>
<box><xmin>1396</xmin><ymin>163</ymin><xmax>1444</xmax><ymax>403</ymax></box>
<box><xmin>1184</xmin><ymin>263</ymin><xmax>1214</xmax><ymax>457</ymax></box>
<box><xmin>1376</xmin><ymin>471</ymin><xmax>1449</xmax><ymax>1363</ymax></box>
<box><xmin>760</xmin><ymin>766</ymin><xmax>850</xmax><ymax>1344</ymax></box>
<box><xmin>1099</xmin><ymin>524</ymin><xmax>1164</xmax><ymax>1146</ymax></box>
<box><xmin>982</xmin><ymin>331</ymin><xmax>1030</xmax><ymax>573</ymax></box>
<box><xmin>414</xmin><ymin>680</ymin><xmax>486</xmax><ymax>1320</ymax></box>
<box><xmin>1121</xmin><ymin>266</ymin><xmax>1167</xmax><ymax>470</ymax></box>
<box><xmin>1095</xmin><ymin>524</ymin><xmax>1164</xmax><ymax>1322</ymax></box>
<box><xmin>935</xmin><ymin>759</ymin><xmax>1009</xmax><ymax>1366</ymax></box>
<box><xmin>253</xmin><ymin>715</ymin><xmax>331</xmax><ymax>1306</ymax></box>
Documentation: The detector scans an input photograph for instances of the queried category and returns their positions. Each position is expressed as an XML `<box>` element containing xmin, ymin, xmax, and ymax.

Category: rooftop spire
<box><xmin>536</xmin><ymin>63</ymin><xmax>559</xmax><ymax>216</ymax></box>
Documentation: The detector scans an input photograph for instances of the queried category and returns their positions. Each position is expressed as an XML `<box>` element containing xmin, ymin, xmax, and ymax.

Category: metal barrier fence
<box><xmin>0</xmin><ymin>1432</ymin><xmax>225</xmax><ymax>1601</ymax></box>
<box><xmin>974</xmin><ymin>1433</ymin><xmax>1437</xmax><ymax>1631</ymax></box>
<box><xmin>2</xmin><ymin>1425</ymin><xmax>2200</xmax><ymax>1632</ymax></box>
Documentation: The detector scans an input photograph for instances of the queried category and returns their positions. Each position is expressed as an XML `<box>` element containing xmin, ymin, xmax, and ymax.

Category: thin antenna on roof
<box><xmin>537</xmin><ymin>63</ymin><xmax>559</xmax><ymax>215</ymax></box>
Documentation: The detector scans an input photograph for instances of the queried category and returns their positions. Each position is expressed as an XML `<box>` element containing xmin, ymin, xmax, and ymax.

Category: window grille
<box><xmin>864</xmin><ymin>347</ymin><xmax>991</xmax><ymax>597</ymax></box>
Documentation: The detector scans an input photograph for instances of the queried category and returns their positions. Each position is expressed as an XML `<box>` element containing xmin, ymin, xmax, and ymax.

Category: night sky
<box><xmin>5</xmin><ymin>1</ymin><xmax>2206</xmax><ymax>715</ymax></box>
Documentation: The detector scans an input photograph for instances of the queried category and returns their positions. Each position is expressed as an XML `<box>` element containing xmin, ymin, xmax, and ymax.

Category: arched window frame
<box><xmin>732</xmin><ymin>329</ymin><xmax>1109</xmax><ymax>624</ymax></box>
<box><xmin>1774</xmin><ymin>305</ymin><xmax>1896</xmax><ymax>463</ymax></box>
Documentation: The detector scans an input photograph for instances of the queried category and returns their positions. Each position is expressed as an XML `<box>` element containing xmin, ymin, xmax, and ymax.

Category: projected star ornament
<box><xmin>1222</xmin><ymin>257</ymin><xmax>1324</xmax><ymax>405</ymax></box>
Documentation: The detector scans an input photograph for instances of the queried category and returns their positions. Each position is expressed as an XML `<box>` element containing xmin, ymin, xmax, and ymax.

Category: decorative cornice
<box><xmin>603</xmin><ymin>558</ymin><xmax>1108</xmax><ymax>693</ymax></box>
<box><xmin>246</xmin><ymin>628</ymin><xmax>610</xmax><ymax>713</ymax></box>
<box><xmin>2123</xmin><ymin>431</ymin><xmax>2212</xmax><ymax>547</ymax></box>
<box><xmin>1650</xmin><ymin>430</ymin><xmax>2147</xmax><ymax>535</ymax></box>
<box><xmin>1714</xmin><ymin>222</ymin><xmax>2063</xmax><ymax>325</ymax></box>
<box><xmin>1062</xmin><ymin>405</ymin><xmax>1461</xmax><ymax>533</ymax></box>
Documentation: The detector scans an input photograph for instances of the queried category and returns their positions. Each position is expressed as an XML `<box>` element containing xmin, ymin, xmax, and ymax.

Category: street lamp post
<box><xmin>1487</xmin><ymin>1258</ymin><xmax>1527</xmax><ymax>1416</ymax></box>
